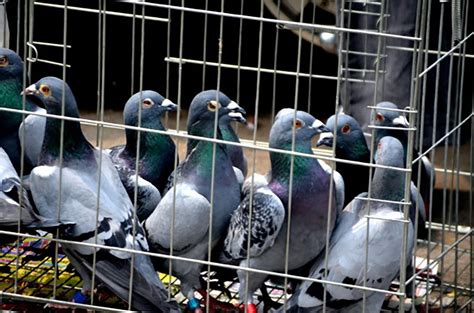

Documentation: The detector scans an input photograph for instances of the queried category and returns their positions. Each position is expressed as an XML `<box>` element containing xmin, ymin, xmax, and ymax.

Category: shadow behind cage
<box><xmin>0</xmin><ymin>0</ymin><xmax>472</xmax><ymax>312</ymax></box>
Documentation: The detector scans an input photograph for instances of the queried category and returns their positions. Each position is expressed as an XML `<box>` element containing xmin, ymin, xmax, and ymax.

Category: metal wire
<box><xmin>0</xmin><ymin>0</ymin><xmax>472</xmax><ymax>311</ymax></box>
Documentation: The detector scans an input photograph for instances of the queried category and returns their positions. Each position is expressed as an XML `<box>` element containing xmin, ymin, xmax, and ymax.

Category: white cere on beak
<box><xmin>228</xmin><ymin>112</ymin><xmax>244</xmax><ymax>119</ymax></box>
<box><xmin>312</xmin><ymin>119</ymin><xmax>325</xmax><ymax>129</ymax></box>
<box><xmin>318</xmin><ymin>132</ymin><xmax>334</xmax><ymax>140</ymax></box>
<box><xmin>227</xmin><ymin>101</ymin><xmax>240</xmax><ymax>111</ymax></box>
<box><xmin>162</xmin><ymin>98</ymin><xmax>175</xmax><ymax>107</ymax></box>
<box><xmin>393</xmin><ymin>115</ymin><xmax>409</xmax><ymax>127</ymax></box>
<box><xmin>21</xmin><ymin>84</ymin><xmax>38</xmax><ymax>96</ymax></box>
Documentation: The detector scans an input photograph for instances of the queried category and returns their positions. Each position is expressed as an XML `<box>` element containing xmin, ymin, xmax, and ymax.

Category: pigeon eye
<box><xmin>294</xmin><ymin>119</ymin><xmax>304</xmax><ymax>129</ymax></box>
<box><xmin>341</xmin><ymin>124</ymin><xmax>351</xmax><ymax>134</ymax></box>
<box><xmin>375</xmin><ymin>113</ymin><xmax>384</xmax><ymax>122</ymax></box>
<box><xmin>40</xmin><ymin>85</ymin><xmax>51</xmax><ymax>96</ymax></box>
<box><xmin>207</xmin><ymin>100</ymin><xmax>219</xmax><ymax>112</ymax></box>
<box><xmin>0</xmin><ymin>56</ymin><xmax>8</xmax><ymax>66</ymax></box>
<box><xmin>143</xmin><ymin>98</ymin><xmax>154</xmax><ymax>108</ymax></box>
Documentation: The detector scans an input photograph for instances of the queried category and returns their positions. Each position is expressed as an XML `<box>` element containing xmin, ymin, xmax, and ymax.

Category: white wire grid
<box><xmin>0</xmin><ymin>0</ymin><xmax>472</xmax><ymax>312</ymax></box>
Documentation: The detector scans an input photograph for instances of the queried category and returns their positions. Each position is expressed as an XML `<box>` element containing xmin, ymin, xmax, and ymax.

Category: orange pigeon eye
<box><xmin>341</xmin><ymin>124</ymin><xmax>351</xmax><ymax>134</ymax></box>
<box><xmin>376</xmin><ymin>112</ymin><xmax>384</xmax><ymax>122</ymax></box>
<box><xmin>143</xmin><ymin>98</ymin><xmax>154</xmax><ymax>108</ymax></box>
<box><xmin>0</xmin><ymin>56</ymin><xmax>8</xmax><ymax>66</ymax></box>
<box><xmin>40</xmin><ymin>85</ymin><xmax>51</xmax><ymax>96</ymax></box>
<box><xmin>295</xmin><ymin>119</ymin><xmax>304</xmax><ymax>129</ymax></box>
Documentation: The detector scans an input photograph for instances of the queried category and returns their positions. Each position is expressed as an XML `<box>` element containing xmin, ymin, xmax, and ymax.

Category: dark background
<box><xmin>6</xmin><ymin>0</ymin><xmax>473</xmax><ymax>133</ymax></box>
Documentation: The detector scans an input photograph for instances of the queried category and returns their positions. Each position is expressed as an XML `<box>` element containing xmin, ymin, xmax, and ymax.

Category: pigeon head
<box><xmin>187</xmin><ymin>90</ymin><xmax>245</xmax><ymax>135</ymax></box>
<box><xmin>373</xmin><ymin>101</ymin><xmax>409</xmax><ymax>128</ymax></box>
<box><xmin>269</xmin><ymin>109</ymin><xmax>329</xmax><ymax>151</ymax></box>
<box><xmin>372</xmin><ymin>136</ymin><xmax>406</xmax><ymax>203</ymax></box>
<box><xmin>23</xmin><ymin>76</ymin><xmax>79</xmax><ymax>118</ymax></box>
<box><xmin>317</xmin><ymin>114</ymin><xmax>369</xmax><ymax>160</ymax></box>
<box><xmin>375</xmin><ymin>136</ymin><xmax>405</xmax><ymax>168</ymax></box>
<box><xmin>0</xmin><ymin>48</ymin><xmax>23</xmax><ymax>80</ymax></box>
<box><xmin>123</xmin><ymin>90</ymin><xmax>176</xmax><ymax>129</ymax></box>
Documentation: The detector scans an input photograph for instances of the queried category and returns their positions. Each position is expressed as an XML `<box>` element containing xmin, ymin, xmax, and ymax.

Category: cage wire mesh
<box><xmin>0</xmin><ymin>0</ymin><xmax>472</xmax><ymax>312</ymax></box>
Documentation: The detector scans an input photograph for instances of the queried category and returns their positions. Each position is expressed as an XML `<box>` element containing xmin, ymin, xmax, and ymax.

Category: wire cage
<box><xmin>0</xmin><ymin>0</ymin><xmax>472</xmax><ymax>312</ymax></box>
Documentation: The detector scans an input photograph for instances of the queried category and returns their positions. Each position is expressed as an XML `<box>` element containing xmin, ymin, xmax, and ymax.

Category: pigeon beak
<box><xmin>228</xmin><ymin>111</ymin><xmax>247</xmax><ymax>124</ymax></box>
<box><xmin>227</xmin><ymin>100</ymin><xmax>246</xmax><ymax>115</ymax></box>
<box><xmin>316</xmin><ymin>132</ymin><xmax>334</xmax><ymax>147</ymax></box>
<box><xmin>392</xmin><ymin>115</ymin><xmax>409</xmax><ymax>128</ymax></box>
<box><xmin>21</xmin><ymin>84</ymin><xmax>39</xmax><ymax>97</ymax></box>
<box><xmin>311</xmin><ymin>119</ymin><xmax>330</xmax><ymax>134</ymax></box>
<box><xmin>161</xmin><ymin>98</ymin><xmax>177</xmax><ymax>112</ymax></box>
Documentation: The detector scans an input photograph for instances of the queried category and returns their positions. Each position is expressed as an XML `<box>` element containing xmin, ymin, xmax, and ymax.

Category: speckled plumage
<box><xmin>223</xmin><ymin>109</ymin><xmax>337</xmax><ymax>307</ymax></box>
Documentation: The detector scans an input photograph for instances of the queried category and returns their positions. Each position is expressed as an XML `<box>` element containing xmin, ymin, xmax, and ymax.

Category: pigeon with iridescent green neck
<box><xmin>222</xmin><ymin>109</ymin><xmax>337</xmax><ymax>312</ymax></box>
<box><xmin>280</xmin><ymin>136</ymin><xmax>414</xmax><ymax>313</ymax></box>
<box><xmin>24</xmin><ymin>77</ymin><xmax>180</xmax><ymax>312</ymax></box>
<box><xmin>107</xmin><ymin>90</ymin><xmax>177</xmax><ymax>221</ymax></box>
<box><xmin>144</xmin><ymin>90</ymin><xmax>245</xmax><ymax>312</ymax></box>
<box><xmin>0</xmin><ymin>48</ymin><xmax>45</xmax><ymax>174</ymax></box>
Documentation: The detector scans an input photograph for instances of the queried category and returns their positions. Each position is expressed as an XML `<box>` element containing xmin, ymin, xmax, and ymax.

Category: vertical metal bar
<box><xmin>90</xmin><ymin>0</ymin><xmax>106</xmax><ymax>306</ymax></box>
<box><xmin>169</xmin><ymin>0</ymin><xmax>186</xmax><ymax>300</ymax></box>
<box><xmin>270</xmin><ymin>0</ymin><xmax>281</xmax><ymax>124</ymax></box>
<box><xmin>130</xmin><ymin>3</ymin><xmax>137</xmax><ymax>95</ymax></box>
<box><xmin>127</xmin><ymin>4</ymin><xmax>147</xmax><ymax>309</ymax></box>
<box><xmin>242</xmin><ymin>0</ymin><xmax>265</xmax><ymax>309</ymax></box>
<box><xmin>204</xmin><ymin>0</ymin><xmax>225</xmax><ymax>310</ymax></box>
<box><xmin>201</xmin><ymin>0</ymin><xmax>209</xmax><ymax>90</ymax></box>
<box><xmin>306</xmin><ymin>3</ymin><xmax>317</xmax><ymax>113</ymax></box>
<box><xmin>235</xmin><ymin>0</ymin><xmax>244</xmax><ymax>104</ymax></box>
<box><xmin>282</xmin><ymin>0</ymin><xmax>306</xmax><ymax>310</ymax></box>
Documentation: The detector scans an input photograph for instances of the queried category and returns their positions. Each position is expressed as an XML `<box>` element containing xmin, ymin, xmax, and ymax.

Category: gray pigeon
<box><xmin>221</xmin><ymin>109</ymin><xmax>337</xmax><ymax>312</ymax></box>
<box><xmin>318</xmin><ymin>113</ymin><xmax>427</xmax><ymax>238</ymax></box>
<box><xmin>373</xmin><ymin>101</ymin><xmax>434</xmax><ymax>214</ymax></box>
<box><xmin>0</xmin><ymin>48</ymin><xmax>45</xmax><ymax>174</ymax></box>
<box><xmin>107</xmin><ymin>90</ymin><xmax>177</xmax><ymax>221</ymax></box>
<box><xmin>23</xmin><ymin>77</ymin><xmax>180</xmax><ymax>312</ymax></box>
<box><xmin>0</xmin><ymin>147</ymin><xmax>51</xmax><ymax>244</ymax></box>
<box><xmin>144</xmin><ymin>90</ymin><xmax>244</xmax><ymax>312</ymax></box>
<box><xmin>279</xmin><ymin>136</ymin><xmax>414</xmax><ymax>313</ymax></box>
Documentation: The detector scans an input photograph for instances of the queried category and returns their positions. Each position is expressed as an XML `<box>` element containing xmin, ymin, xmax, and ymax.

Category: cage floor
<box><xmin>0</xmin><ymin>227</ymin><xmax>470</xmax><ymax>312</ymax></box>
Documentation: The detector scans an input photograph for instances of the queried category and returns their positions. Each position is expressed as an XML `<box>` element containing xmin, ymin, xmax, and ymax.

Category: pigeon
<box><xmin>318</xmin><ymin>113</ymin><xmax>427</xmax><ymax>237</ymax></box>
<box><xmin>23</xmin><ymin>77</ymin><xmax>180</xmax><ymax>312</ymax></box>
<box><xmin>373</xmin><ymin>101</ymin><xmax>435</xmax><ymax>212</ymax></box>
<box><xmin>144</xmin><ymin>90</ymin><xmax>245</xmax><ymax>312</ymax></box>
<box><xmin>0</xmin><ymin>48</ymin><xmax>45</xmax><ymax>174</ymax></box>
<box><xmin>280</xmin><ymin>136</ymin><xmax>415</xmax><ymax>313</ymax></box>
<box><xmin>107</xmin><ymin>90</ymin><xmax>177</xmax><ymax>221</ymax></box>
<box><xmin>219</xmin><ymin>112</ymin><xmax>248</xmax><ymax>178</ymax></box>
<box><xmin>221</xmin><ymin>109</ymin><xmax>337</xmax><ymax>312</ymax></box>
<box><xmin>0</xmin><ymin>147</ymin><xmax>58</xmax><ymax>244</ymax></box>
<box><xmin>162</xmin><ymin>101</ymin><xmax>247</xmax><ymax>195</ymax></box>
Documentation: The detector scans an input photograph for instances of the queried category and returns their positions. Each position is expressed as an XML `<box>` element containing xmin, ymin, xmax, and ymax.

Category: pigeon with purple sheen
<box><xmin>221</xmin><ymin>109</ymin><xmax>337</xmax><ymax>311</ymax></box>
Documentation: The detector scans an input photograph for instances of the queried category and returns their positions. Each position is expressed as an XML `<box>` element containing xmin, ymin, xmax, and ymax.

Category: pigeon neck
<box><xmin>337</xmin><ymin>137</ymin><xmax>370</xmax><ymax>163</ymax></box>
<box><xmin>40</xmin><ymin>117</ymin><xmax>93</xmax><ymax>165</ymax></box>
<box><xmin>125</xmin><ymin>122</ymin><xmax>172</xmax><ymax>158</ymax></box>
<box><xmin>186</xmin><ymin>121</ymin><xmax>223</xmax><ymax>156</ymax></box>
<box><xmin>0</xmin><ymin>77</ymin><xmax>24</xmax><ymax>130</ymax></box>
<box><xmin>270</xmin><ymin>143</ymin><xmax>321</xmax><ymax>185</ymax></box>
<box><xmin>370</xmin><ymin>166</ymin><xmax>406</xmax><ymax>209</ymax></box>
<box><xmin>219</xmin><ymin>122</ymin><xmax>239</xmax><ymax>143</ymax></box>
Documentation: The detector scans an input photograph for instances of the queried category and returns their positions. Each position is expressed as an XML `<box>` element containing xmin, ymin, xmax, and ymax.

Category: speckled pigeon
<box><xmin>0</xmin><ymin>48</ymin><xmax>45</xmax><ymax>174</ymax></box>
<box><xmin>318</xmin><ymin>113</ymin><xmax>427</xmax><ymax>237</ymax></box>
<box><xmin>107</xmin><ymin>90</ymin><xmax>177</xmax><ymax>221</ymax></box>
<box><xmin>23</xmin><ymin>77</ymin><xmax>179</xmax><ymax>312</ymax></box>
<box><xmin>373</xmin><ymin>101</ymin><xmax>434</xmax><ymax>212</ymax></box>
<box><xmin>221</xmin><ymin>109</ymin><xmax>337</xmax><ymax>312</ymax></box>
<box><xmin>280</xmin><ymin>136</ymin><xmax>414</xmax><ymax>313</ymax></box>
<box><xmin>144</xmin><ymin>90</ymin><xmax>244</xmax><ymax>312</ymax></box>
